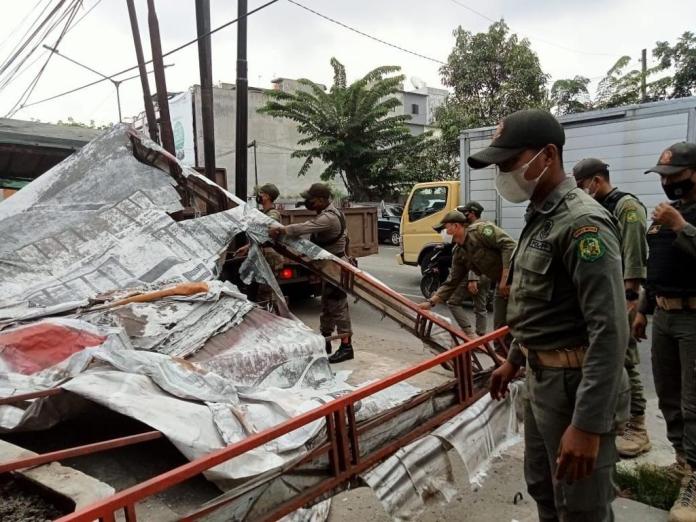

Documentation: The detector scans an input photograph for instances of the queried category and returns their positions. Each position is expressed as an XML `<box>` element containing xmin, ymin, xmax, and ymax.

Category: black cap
<box><xmin>645</xmin><ymin>142</ymin><xmax>696</xmax><ymax>176</ymax></box>
<box><xmin>257</xmin><ymin>183</ymin><xmax>280</xmax><ymax>201</ymax></box>
<box><xmin>572</xmin><ymin>158</ymin><xmax>609</xmax><ymax>182</ymax></box>
<box><xmin>467</xmin><ymin>109</ymin><xmax>565</xmax><ymax>169</ymax></box>
<box><xmin>458</xmin><ymin>201</ymin><xmax>484</xmax><ymax>216</ymax></box>
<box><xmin>300</xmin><ymin>182</ymin><xmax>332</xmax><ymax>200</ymax></box>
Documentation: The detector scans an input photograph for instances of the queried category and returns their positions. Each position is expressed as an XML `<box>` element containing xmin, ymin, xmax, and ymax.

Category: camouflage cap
<box><xmin>257</xmin><ymin>183</ymin><xmax>280</xmax><ymax>201</ymax></box>
<box><xmin>433</xmin><ymin>210</ymin><xmax>467</xmax><ymax>232</ymax></box>
<box><xmin>572</xmin><ymin>158</ymin><xmax>609</xmax><ymax>182</ymax></box>
<box><xmin>300</xmin><ymin>182</ymin><xmax>332</xmax><ymax>200</ymax></box>
<box><xmin>645</xmin><ymin>142</ymin><xmax>696</xmax><ymax>176</ymax></box>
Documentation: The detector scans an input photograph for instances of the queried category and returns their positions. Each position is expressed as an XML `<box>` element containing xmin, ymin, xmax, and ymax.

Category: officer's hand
<box><xmin>268</xmin><ymin>226</ymin><xmax>286</xmax><ymax>239</ymax></box>
<box><xmin>417</xmin><ymin>301</ymin><xmax>433</xmax><ymax>311</ymax></box>
<box><xmin>626</xmin><ymin>298</ymin><xmax>638</xmax><ymax>316</ymax></box>
<box><xmin>234</xmin><ymin>245</ymin><xmax>250</xmax><ymax>258</ymax></box>
<box><xmin>653</xmin><ymin>202</ymin><xmax>687</xmax><ymax>232</ymax></box>
<box><xmin>467</xmin><ymin>281</ymin><xmax>479</xmax><ymax>295</ymax></box>
<box><xmin>489</xmin><ymin>361</ymin><xmax>518</xmax><ymax>401</ymax></box>
<box><xmin>632</xmin><ymin>312</ymin><xmax>648</xmax><ymax>341</ymax></box>
<box><xmin>498</xmin><ymin>282</ymin><xmax>511</xmax><ymax>299</ymax></box>
<box><xmin>555</xmin><ymin>425</ymin><xmax>600</xmax><ymax>484</ymax></box>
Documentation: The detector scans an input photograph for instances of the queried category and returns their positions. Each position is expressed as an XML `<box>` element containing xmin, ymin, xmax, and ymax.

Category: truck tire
<box><xmin>420</xmin><ymin>273</ymin><xmax>439</xmax><ymax>299</ymax></box>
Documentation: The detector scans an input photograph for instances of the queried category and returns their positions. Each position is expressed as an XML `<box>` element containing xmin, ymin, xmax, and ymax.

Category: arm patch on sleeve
<box><xmin>577</xmin><ymin>232</ymin><xmax>606</xmax><ymax>262</ymax></box>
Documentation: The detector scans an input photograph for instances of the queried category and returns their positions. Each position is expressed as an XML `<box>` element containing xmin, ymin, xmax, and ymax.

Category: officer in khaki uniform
<box><xmin>633</xmin><ymin>142</ymin><xmax>696</xmax><ymax>522</ymax></box>
<box><xmin>235</xmin><ymin>184</ymin><xmax>284</xmax><ymax>308</ymax></box>
<box><xmin>268</xmin><ymin>183</ymin><xmax>353</xmax><ymax>364</ymax></box>
<box><xmin>418</xmin><ymin>207</ymin><xmax>515</xmax><ymax>338</ymax></box>
<box><xmin>479</xmin><ymin>109</ymin><xmax>627</xmax><ymax>522</ymax></box>
<box><xmin>573</xmin><ymin>158</ymin><xmax>651</xmax><ymax>457</ymax></box>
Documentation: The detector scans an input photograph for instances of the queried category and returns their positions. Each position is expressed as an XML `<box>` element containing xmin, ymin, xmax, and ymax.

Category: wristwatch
<box><xmin>625</xmin><ymin>289</ymin><xmax>640</xmax><ymax>301</ymax></box>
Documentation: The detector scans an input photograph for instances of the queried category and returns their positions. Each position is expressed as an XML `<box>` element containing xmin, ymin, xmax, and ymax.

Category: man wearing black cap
<box><xmin>476</xmin><ymin>109</ymin><xmax>627</xmax><ymax>522</ymax></box>
<box><xmin>633</xmin><ymin>142</ymin><xmax>696</xmax><ymax>522</ymax></box>
<box><xmin>419</xmin><ymin>207</ymin><xmax>515</xmax><ymax>339</ymax></box>
<box><xmin>573</xmin><ymin>158</ymin><xmax>651</xmax><ymax>458</ymax></box>
<box><xmin>268</xmin><ymin>183</ymin><xmax>354</xmax><ymax>364</ymax></box>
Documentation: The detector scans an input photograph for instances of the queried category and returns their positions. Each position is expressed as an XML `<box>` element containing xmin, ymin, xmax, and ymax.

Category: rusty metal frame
<box><xmin>50</xmin><ymin>327</ymin><xmax>507</xmax><ymax>522</ymax></box>
<box><xmin>0</xmin><ymin>431</ymin><xmax>163</xmax><ymax>474</ymax></box>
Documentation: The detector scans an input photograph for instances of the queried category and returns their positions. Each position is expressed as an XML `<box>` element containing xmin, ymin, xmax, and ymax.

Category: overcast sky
<box><xmin>1</xmin><ymin>0</ymin><xmax>694</xmax><ymax>126</ymax></box>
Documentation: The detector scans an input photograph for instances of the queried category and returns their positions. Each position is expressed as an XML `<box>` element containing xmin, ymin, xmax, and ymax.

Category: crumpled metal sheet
<box><xmin>362</xmin><ymin>382</ymin><xmax>523</xmax><ymax>521</ymax></box>
<box><xmin>81</xmin><ymin>280</ymin><xmax>254</xmax><ymax>358</ymax></box>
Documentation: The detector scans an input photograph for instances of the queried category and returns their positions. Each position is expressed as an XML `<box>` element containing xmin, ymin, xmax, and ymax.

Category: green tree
<box><xmin>55</xmin><ymin>116</ymin><xmax>112</xmax><ymax>130</ymax></box>
<box><xmin>437</xmin><ymin>20</ymin><xmax>549</xmax><ymax>155</ymax></box>
<box><xmin>654</xmin><ymin>31</ymin><xmax>696</xmax><ymax>98</ymax></box>
<box><xmin>258</xmin><ymin>58</ymin><xmax>422</xmax><ymax>200</ymax></box>
<box><xmin>550</xmin><ymin>76</ymin><xmax>592</xmax><ymax>115</ymax></box>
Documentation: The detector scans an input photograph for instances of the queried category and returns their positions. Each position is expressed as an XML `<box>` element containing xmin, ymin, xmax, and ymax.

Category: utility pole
<box><xmin>146</xmin><ymin>0</ymin><xmax>175</xmax><ymax>155</ymax></box>
<box><xmin>195</xmin><ymin>0</ymin><xmax>216</xmax><ymax>182</ymax></box>
<box><xmin>126</xmin><ymin>0</ymin><xmax>158</xmax><ymax>142</ymax></box>
<box><xmin>641</xmin><ymin>48</ymin><xmax>647</xmax><ymax>103</ymax></box>
<box><xmin>235</xmin><ymin>0</ymin><xmax>248</xmax><ymax>201</ymax></box>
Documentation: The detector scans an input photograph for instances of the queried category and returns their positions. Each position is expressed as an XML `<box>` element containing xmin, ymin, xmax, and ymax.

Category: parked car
<box><xmin>378</xmin><ymin>204</ymin><xmax>402</xmax><ymax>245</ymax></box>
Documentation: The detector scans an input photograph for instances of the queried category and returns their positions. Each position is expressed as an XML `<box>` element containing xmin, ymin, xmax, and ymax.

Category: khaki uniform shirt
<box><xmin>506</xmin><ymin>177</ymin><xmax>627</xmax><ymax>434</ymax></box>
<box><xmin>462</xmin><ymin>220</ymin><xmax>517</xmax><ymax>282</ymax></box>
<box><xmin>285</xmin><ymin>203</ymin><xmax>347</xmax><ymax>256</ymax></box>
<box><xmin>262</xmin><ymin>207</ymin><xmax>283</xmax><ymax>271</ymax></box>
<box><xmin>264</xmin><ymin>207</ymin><xmax>282</xmax><ymax>222</ymax></box>
<box><xmin>607</xmin><ymin>191</ymin><xmax>648</xmax><ymax>281</ymax></box>
<box><xmin>434</xmin><ymin>220</ymin><xmax>516</xmax><ymax>302</ymax></box>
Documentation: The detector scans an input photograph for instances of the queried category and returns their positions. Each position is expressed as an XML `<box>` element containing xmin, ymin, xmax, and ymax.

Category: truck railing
<box><xmin>3</xmin><ymin>327</ymin><xmax>505</xmax><ymax>522</ymax></box>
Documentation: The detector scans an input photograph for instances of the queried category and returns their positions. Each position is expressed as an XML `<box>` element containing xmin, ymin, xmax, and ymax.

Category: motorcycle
<box><xmin>419</xmin><ymin>243</ymin><xmax>454</xmax><ymax>299</ymax></box>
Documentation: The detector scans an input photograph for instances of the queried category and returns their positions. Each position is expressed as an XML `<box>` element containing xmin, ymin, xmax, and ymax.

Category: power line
<box><xmin>14</xmin><ymin>0</ymin><xmax>282</xmax><ymax>113</ymax></box>
<box><xmin>446</xmin><ymin>0</ymin><xmax>614</xmax><ymax>57</ymax></box>
<box><xmin>6</xmin><ymin>0</ymin><xmax>83</xmax><ymax>117</ymax></box>
<box><xmin>286</xmin><ymin>0</ymin><xmax>446</xmax><ymax>65</ymax></box>
<box><xmin>0</xmin><ymin>0</ymin><xmax>47</xmax><ymax>53</ymax></box>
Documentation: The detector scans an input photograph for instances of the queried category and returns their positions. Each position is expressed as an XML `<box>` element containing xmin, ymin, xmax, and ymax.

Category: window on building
<box><xmin>411</xmin><ymin>104</ymin><xmax>419</xmax><ymax>115</ymax></box>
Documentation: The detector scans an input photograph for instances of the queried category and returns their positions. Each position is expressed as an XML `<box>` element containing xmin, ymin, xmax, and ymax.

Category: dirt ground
<box><xmin>0</xmin><ymin>474</ymin><xmax>70</xmax><ymax>522</ymax></box>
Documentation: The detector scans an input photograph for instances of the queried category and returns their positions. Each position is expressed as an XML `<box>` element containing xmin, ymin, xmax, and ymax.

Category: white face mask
<box><xmin>495</xmin><ymin>149</ymin><xmax>548</xmax><ymax>203</ymax></box>
<box><xmin>440</xmin><ymin>229</ymin><xmax>453</xmax><ymax>244</ymax></box>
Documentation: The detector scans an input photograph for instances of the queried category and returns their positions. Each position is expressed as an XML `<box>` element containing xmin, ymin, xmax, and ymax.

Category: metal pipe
<box><xmin>146</xmin><ymin>0</ymin><xmax>175</xmax><ymax>155</ymax></box>
<box><xmin>0</xmin><ymin>431</ymin><xmax>163</xmax><ymax>474</ymax></box>
<box><xmin>126</xmin><ymin>0</ymin><xmax>159</xmax><ymax>142</ymax></box>
<box><xmin>195</xmin><ymin>0</ymin><xmax>216</xmax><ymax>182</ymax></box>
<box><xmin>234</xmin><ymin>0</ymin><xmax>248</xmax><ymax>201</ymax></box>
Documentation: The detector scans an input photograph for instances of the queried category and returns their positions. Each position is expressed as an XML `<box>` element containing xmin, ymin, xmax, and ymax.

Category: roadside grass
<box><xmin>616</xmin><ymin>463</ymin><xmax>681</xmax><ymax>511</ymax></box>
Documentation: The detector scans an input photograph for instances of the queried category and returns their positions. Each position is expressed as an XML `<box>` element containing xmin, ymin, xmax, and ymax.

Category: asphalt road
<box><xmin>291</xmin><ymin>243</ymin><xmax>657</xmax><ymax>399</ymax></box>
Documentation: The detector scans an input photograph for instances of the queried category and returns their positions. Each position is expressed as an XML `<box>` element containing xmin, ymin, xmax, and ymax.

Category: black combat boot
<box><xmin>328</xmin><ymin>343</ymin><xmax>354</xmax><ymax>364</ymax></box>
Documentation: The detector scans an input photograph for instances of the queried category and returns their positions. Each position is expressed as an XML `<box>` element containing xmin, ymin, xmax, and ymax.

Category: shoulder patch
<box><xmin>647</xmin><ymin>224</ymin><xmax>661</xmax><ymax>234</ymax></box>
<box><xmin>577</xmin><ymin>232</ymin><xmax>605</xmax><ymax>262</ymax></box>
<box><xmin>565</xmin><ymin>193</ymin><xmax>578</xmax><ymax>201</ymax></box>
<box><xmin>625</xmin><ymin>210</ymin><xmax>639</xmax><ymax>223</ymax></box>
<box><xmin>573</xmin><ymin>225</ymin><xmax>599</xmax><ymax>238</ymax></box>
<box><xmin>482</xmin><ymin>225</ymin><xmax>495</xmax><ymax>237</ymax></box>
